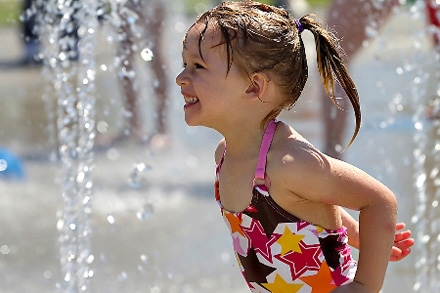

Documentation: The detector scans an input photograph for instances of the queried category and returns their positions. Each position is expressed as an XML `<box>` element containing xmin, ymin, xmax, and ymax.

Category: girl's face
<box><xmin>176</xmin><ymin>22</ymin><xmax>249</xmax><ymax>129</ymax></box>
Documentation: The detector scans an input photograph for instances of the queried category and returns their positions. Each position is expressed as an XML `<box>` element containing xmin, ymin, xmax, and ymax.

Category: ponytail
<box><xmin>298</xmin><ymin>15</ymin><xmax>361</xmax><ymax>150</ymax></box>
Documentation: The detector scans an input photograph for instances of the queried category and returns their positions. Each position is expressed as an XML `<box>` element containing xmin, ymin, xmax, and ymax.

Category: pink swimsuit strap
<box><xmin>254</xmin><ymin>120</ymin><xmax>278</xmax><ymax>183</ymax></box>
<box><xmin>217</xmin><ymin>120</ymin><xmax>278</xmax><ymax>185</ymax></box>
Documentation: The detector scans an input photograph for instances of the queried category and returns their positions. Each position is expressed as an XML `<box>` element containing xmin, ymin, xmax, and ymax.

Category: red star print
<box><xmin>242</xmin><ymin>219</ymin><xmax>280</xmax><ymax>263</ymax></box>
<box><xmin>296</xmin><ymin>221</ymin><xmax>311</xmax><ymax>232</ymax></box>
<box><xmin>275</xmin><ymin>241</ymin><xmax>322</xmax><ymax>280</ymax></box>
<box><xmin>330</xmin><ymin>265</ymin><xmax>351</xmax><ymax>286</ymax></box>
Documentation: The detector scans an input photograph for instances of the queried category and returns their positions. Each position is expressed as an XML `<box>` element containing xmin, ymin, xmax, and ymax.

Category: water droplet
<box><xmin>0</xmin><ymin>245</ymin><xmax>11</xmax><ymax>255</ymax></box>
<box><xmin>376</xmin><ymin>81</ymin><xmax>385</xmax><ymax>89</ymax></box>
<box><xmin>414</xmin><ymin>122</ymin><xmax>423</xmax><ymax>131</ymax></box>
<box><xmin>97</xmin><ymin>121</ymin><xmax>109</xmax><ymax>133</ymax></box>
<box><xmin>57</xmin><ymin>219</ymin><xmax>65</xmax><ymax>231</ymax></box>
<box><xmin>136</xmin><ymin>203</ymin><xmax>154</xmax><ymax>221</ymax></box>
<box><xmin>365</xmin><ymin>25</ymin><xmax>378</xmax><ymax>38</ymax></box>
<box><xmin>44</xmin><ymin>270</ymin><xmax>53</xmax><ymax>279</ymax></box>
<box><xmin>396</xmin><ymin>67</ymin><xmax>404</xmax><ymax>75</ymax></box>
<box><xmin>106</xmin><ymin>148</ymin><xmax>120</xmax><ymax>161</ymax></box>
<box><xmin>100</xmin><ymin>64</ymin><xmax>108</xmax><ymax>71</ymax></box>
<box><xmin>141</xmin><ymin>48</ymin><xmax>154</xmax><ymax>62</ymax></box>
<box><xmin>118</xmin><ymin>271</ymin><xmax>127</xmax><ymax>281</ymax></box>
<box><xmin>433</xmin><ymin>200</ymin><xmax>439</xmax><ymax>208</ymax></box>
<box><xmin>135</xmin><ymin>162</ymin><xmax>146</xmax><ymax>172</ymax></box>
<box><xmin>69</xmin><ymin>223</ymin><xmax>76</xmax><ymax>231</ymax></box>
<box><xmin>87</xmin><ymin>69</ymin><xmax>96</xmax><ymax>81</ymax></box>
<box><xmin>129</xmin><ymin>162</ymin><xmax>149</xmax><ymax>188</ymax></box>
<box><xmin>77</xmin><ymin>172</ymin><xmax>85</xmax><ymax>183</ymax></box>
<box><xmin>0</xmin><ymin>159</ymin><xmax>8</xmax><ymax>172</ymax></box>
<box><xmin>59</xmin><ymin>52</ymin><xmax>67</xmax><ymax>61</ymax></box>
<box><xmin>107</xmin><ymin>215</ymin><xmax>115</xmax><ymax>224</ymax></box>
<box><xmin>221</xmin><ymin>252</ymin><xmax>230</xmax><ymax>263</ymax></box>
<box><xmin>422</xmin><ymin>234</ymin><xmax>431</xmax><ymax>243</ymax></box>
<box><xmin>86</xmin><ymin>254</ymin><xmax>94</xmax><ymax>264</ymax></box>
<box><xmin>64</xmin><ymin>272</ymin><xmax>71</xmax><ymax>282</ymax></box>
<box><xmin>151</xmin><ymin>286</ymin><xmax>161</xmax><ymax>293</ymax></box>
<box><xmin>416</xmin><ymin>174</ymin><xmax>426</xmax><ymax>189</ymax></box>
<box><xmin>413</xmin><ymin>281</ymin><xmax>421</xmax><ymax>291</ymax></box>
<box><xmin>411</xmin><ymin>215</ymin><xmax>418</xmax><ymax>223</ymax></box>
<box><xmin>140</xmin><ymin>254</ymin><xmax>149</xmax><ymax>264</ymax></box>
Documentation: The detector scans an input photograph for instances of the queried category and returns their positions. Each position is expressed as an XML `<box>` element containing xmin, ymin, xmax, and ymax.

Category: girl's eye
<box><xmin>195</xmin><ymin>63</ymin><xmax>205</xmax><ymax>69</ymax></box>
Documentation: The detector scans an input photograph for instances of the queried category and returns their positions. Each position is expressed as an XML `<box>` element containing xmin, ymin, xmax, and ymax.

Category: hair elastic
<box><xmin>295</xmin><ymin>19</ymin><xmax>304</xmax><ymax>34</ymax></box>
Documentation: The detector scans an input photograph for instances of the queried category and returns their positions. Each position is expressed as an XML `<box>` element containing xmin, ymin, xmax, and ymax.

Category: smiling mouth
<box><xmin>184</xmin><ymin>95</ymin><xmax>199</xmax><ymax>106</ymax></box>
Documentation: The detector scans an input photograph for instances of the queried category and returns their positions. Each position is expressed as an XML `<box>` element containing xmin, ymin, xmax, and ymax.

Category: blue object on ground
<box><xmin>0</xmin><ymin>147</ymin><xmax>25</xmax><ymax>180</ymax></box>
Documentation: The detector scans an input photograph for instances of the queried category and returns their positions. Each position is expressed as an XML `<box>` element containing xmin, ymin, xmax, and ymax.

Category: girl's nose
<box><xmin>176</xmin><ymin>69</ymin><xmax>189</xmax><ymax>86</ymax></box>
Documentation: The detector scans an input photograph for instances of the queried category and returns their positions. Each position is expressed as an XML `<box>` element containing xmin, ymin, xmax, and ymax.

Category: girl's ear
<box><xmin>245</xmin><ymin>72</ymin><xmax>269</xmax><ymax>101</ymax></box>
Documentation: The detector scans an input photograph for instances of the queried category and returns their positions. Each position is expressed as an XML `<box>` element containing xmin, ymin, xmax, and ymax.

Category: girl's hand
<box><xmin>390</xmin><ymin>222</ymin><xmax>414</xmax><ymax>262</ymax></box>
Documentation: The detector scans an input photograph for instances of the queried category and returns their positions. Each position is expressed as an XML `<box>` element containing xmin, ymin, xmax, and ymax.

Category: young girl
<box><xmin>176</xmin><ymin>1</ymin><xmax>414</xmax><ymax>292</ymax></box>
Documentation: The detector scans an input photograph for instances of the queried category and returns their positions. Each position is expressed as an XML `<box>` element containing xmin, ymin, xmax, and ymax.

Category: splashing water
<box><xmin>38</xmin><ymin>0</ymin><xmax>100</xmax><ymax>291</ymax></box>
<box><xmin>34</xmin><ymin>0</ymin><xmax>165</xmax><ymax>290</ymax></box>
<box><xmin>406</xmin><ymin>1</ymin><xmax>440</xmax><ymax>291</ymax></box>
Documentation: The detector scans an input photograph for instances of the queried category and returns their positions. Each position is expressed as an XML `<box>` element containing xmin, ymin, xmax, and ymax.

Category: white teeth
<box><xmin>184</xmin><ymin>95</ymin><xmax>199</xmax><ymax>104</ymax></box>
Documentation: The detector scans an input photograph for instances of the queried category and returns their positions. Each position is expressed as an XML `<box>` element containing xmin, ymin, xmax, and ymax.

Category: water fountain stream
<box><xmin>40</xmin><ymin>0</ymin><xmax>99</xmax><ymax>291</ymax></box>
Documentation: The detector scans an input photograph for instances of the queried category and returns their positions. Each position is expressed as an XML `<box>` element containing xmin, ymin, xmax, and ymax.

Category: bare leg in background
<box><xmin>323</xmin><ymin>0</ymin><xmax>396</xmax><ymax>158</ymax></box>
<box><xmin>116</xmin><ymin>0</ymin><xmax>168</xmax><ymax>142</ymax></box>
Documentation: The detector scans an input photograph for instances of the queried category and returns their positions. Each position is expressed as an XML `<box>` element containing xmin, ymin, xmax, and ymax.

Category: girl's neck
<box><xmin>219</xmin><ymin>120</ymin><xmax>269</xmax><ymax>160</ymax></box>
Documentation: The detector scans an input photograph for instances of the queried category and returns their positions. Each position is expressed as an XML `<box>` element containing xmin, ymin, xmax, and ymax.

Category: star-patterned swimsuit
<box><xmin>215</xmin><ymin>120</ymin><xmax>357</xmax><ymax>293</ymax></box>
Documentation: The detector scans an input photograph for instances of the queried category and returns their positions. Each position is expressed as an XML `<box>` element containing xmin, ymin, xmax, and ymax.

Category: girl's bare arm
<box><xmin>278</xmin><ymin>146</ymin><xmax>397</xmax><ymax>292</ymax></box>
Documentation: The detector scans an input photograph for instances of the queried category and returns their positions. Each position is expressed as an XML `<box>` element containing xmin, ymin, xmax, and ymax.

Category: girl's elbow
<box><xmin>382</xmin><ymin>191</ymin><xmax>398</xmax><ymax>232</ymax></box>
<box><xmin>386</xmin><ymin>191</ymin><xmax>398</xmax><ymax>217</ymax></box>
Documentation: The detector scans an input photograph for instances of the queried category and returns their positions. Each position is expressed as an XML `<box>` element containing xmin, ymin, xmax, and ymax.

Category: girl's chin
<box><xmin>184</xmin><ymin>114</ymin><xmax>201</xmax><ymax>127</ymax></box>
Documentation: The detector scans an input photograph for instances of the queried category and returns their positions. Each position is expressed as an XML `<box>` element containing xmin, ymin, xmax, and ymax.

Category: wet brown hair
<box><xmin>185</xmin><ymin>0</ymin><xmax>361</xmax><ymax>149</ymax></box>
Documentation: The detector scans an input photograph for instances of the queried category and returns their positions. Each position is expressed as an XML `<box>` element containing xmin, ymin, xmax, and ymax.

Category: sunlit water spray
<box><xmin>33</xmin><ymin>0</ymin><xmax>164</xmax><ymax>290</ymax></box>
<box><xmin>403</xmin><ymin>1</ymin><xmax>440</xmax><ymax>291</ymax></box>
<box><xmin>37</xmin><ymin>0</ymin><xmax>100</xmax><ymax>291</ymax></box>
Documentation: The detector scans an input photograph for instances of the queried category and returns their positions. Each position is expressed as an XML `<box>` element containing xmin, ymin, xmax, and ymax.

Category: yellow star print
<box><xmin>262</xmin><ymin>274</ymin><xmax>303</xmax><ymax>293</ymax></box>
<box><xmin>277</xmin><ymin>226</ymin><xmax>305</xmax><ymax>255</ymax></box>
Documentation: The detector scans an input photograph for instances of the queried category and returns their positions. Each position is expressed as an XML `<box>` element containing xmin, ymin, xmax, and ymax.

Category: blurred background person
<box><xmin>109</xmin><ymin>0</ymin><xmax>169</xmax><ymax>145</ymax></box>
<box><xmin>323</xmin><ymin>0</ymin><xmax>440</xmax><ymax>158</ymax></box>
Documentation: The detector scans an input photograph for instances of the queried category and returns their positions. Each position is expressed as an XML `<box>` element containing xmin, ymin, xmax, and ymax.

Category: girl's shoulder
<box><xmin>269</xmin><ymin>122</ymin><xmax>332</xmax><ymax>184</ymax></box>
<box><xmin>272</xmin><ymin>122</ymin><xmax>324</xmax><ymax>161</ymax></box>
